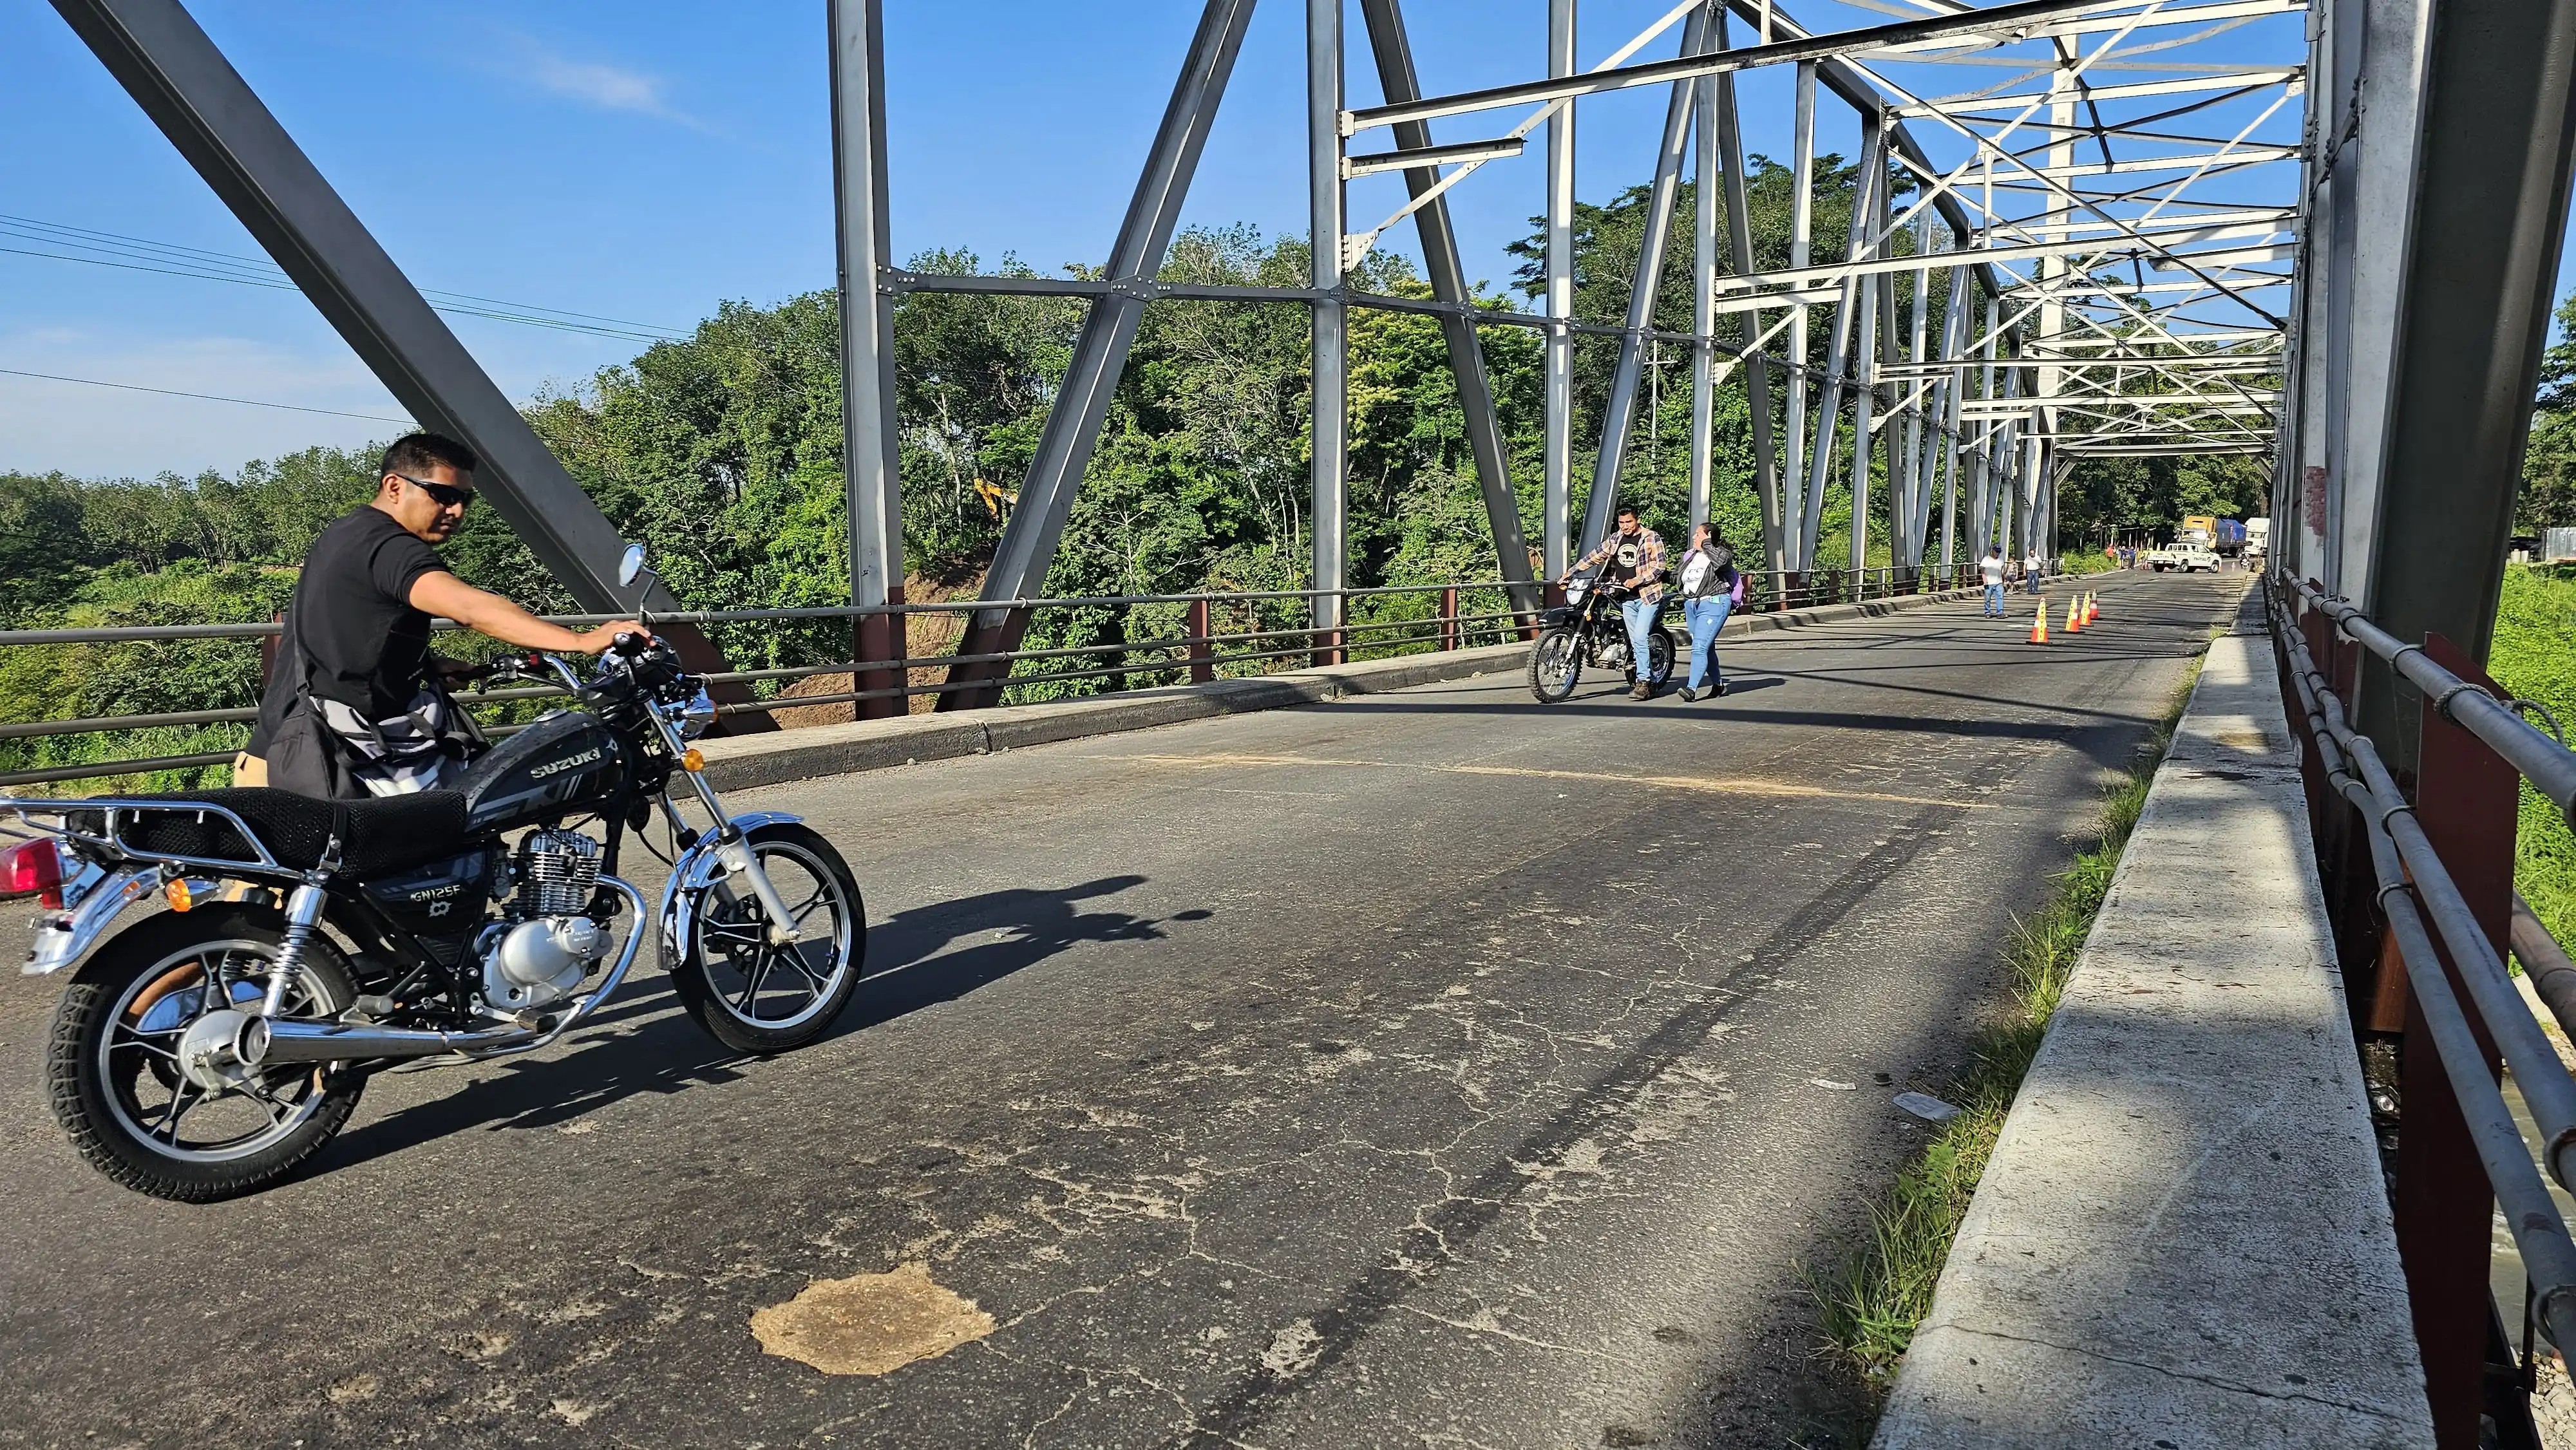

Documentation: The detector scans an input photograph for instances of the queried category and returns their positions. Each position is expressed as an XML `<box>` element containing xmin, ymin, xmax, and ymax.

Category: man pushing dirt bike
<box><xmin>1560</xmin><ymin>502</ymin><xmax>1667</xmax><ymax>701</ymax></box>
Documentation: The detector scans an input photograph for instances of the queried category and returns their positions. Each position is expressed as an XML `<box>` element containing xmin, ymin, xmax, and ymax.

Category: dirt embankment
<box><xmin>766</xmin><ymin>564</ymin><xmax>985</xmax><ymax>728</ymax></box>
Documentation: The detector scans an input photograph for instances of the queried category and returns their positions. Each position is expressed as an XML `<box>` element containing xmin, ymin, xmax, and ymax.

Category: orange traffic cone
<box><xmin>2065</xmin><ymin>595</ymin><xmax>2083</xmax><ymax>633</ymax></box>
<box><xmin>2029</xmin><ymin>602</ymin><xmax>2049</xmax><ymax>643</ymax></box>
<box><xmin>2085</xmin><ymin>591</ymin><xmax>2099</xmax><ymax>626</ymax></box>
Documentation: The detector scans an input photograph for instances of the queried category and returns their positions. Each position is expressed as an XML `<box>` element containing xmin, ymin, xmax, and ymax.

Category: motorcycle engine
<box><xmin>477</xmin><ymin>829</ymin><xmax>609</xmax><ymax>1013</ymax></box>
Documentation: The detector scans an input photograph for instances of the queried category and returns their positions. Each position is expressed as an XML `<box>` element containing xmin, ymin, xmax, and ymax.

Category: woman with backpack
<box><xmin>1674</xmin><ymin>522</ymin><xmax>1740</xmax><ymax>702</ymax></box>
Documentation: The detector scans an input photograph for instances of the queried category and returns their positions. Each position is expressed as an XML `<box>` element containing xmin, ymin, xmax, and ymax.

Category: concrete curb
<box><xmin>1870</xmin><ymin>588</ymin><xmax>2432</xmax><ymax>1449</ymax></box>
<box><xmin>699</xmin><ymin>579</ymin><xmax>2004</xmax><ymax>793</ymax></box>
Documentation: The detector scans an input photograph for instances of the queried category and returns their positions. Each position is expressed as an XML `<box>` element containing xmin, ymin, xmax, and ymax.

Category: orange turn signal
<box><xmin>680</xmin><ymin>748</ymin><xmax>705</xmax><ymax>773</ymax></box>
<box><xmin>164</xmin><ymin>878</ymin><xmax>194</xmax><ymax>913</ymax></box>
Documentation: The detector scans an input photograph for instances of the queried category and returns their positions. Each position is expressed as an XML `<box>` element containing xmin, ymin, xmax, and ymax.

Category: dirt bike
<box><xmin>1527</xmin><ymin>567</ymin><xmax>1676</xmax><ymax>703</ymax></box>
<box><xmin>4</xmin><ymin>545</ymin><xmax>864</xmax><ymax>1201</ymax></box>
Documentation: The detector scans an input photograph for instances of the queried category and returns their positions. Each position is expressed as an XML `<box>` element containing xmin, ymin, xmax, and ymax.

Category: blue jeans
<box><xmin>1619</xmin><ymin>597</ymin><xmax>1660</xmax><ymax>681</ymax></box>
<box><xmin>1683</xmin><ymin>595</ymin><xmax>1733</xmax><ymax>690</ymax></box>
<box><xmin>1983</xmin><ymin>582</ymin><xmax>2005</xmax><ymax>614</ymax></box>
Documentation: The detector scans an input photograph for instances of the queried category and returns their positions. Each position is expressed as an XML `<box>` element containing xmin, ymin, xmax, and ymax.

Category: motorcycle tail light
<box><xmin>0</xmin><ymin>838</ymin><xmax>64</xmax><ymax>907</ymax></box>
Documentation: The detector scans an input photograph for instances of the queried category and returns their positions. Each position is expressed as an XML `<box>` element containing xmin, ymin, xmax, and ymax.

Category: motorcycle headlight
<box><xmin>677</xmin><ymin>687</ymin><xmax>716</xmax><ymax>740</ymax></box>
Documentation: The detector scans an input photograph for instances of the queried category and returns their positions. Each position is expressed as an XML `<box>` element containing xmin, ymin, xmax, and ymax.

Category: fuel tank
<box><xmin>458</xmin><ymin>710</ymin><xmax>622</xmax><ymax>833</ymax></box>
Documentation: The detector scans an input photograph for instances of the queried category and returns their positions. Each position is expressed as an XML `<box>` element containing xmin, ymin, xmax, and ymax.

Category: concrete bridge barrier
<box><xmin>1871</xmin><ymin>590</ymin><xmax>2434</xmax><ymax>1448</ymax></box>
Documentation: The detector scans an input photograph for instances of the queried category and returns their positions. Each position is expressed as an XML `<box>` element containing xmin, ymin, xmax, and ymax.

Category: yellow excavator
<box><xmin>972</xmin><ymin>477</ymin><xmax>1017</xmax><ymax>522</ymax></box>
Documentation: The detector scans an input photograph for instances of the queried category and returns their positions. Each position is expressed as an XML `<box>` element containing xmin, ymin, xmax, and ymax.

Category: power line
<box><xmin>0</xmin><ymin>213</ymin><xmax>691</xmax><ymax>344</ymax></box>
<box><xmin>0</xmin><ymin>367</ymin><xmax>413</xmax><ymax>424</ymax></box>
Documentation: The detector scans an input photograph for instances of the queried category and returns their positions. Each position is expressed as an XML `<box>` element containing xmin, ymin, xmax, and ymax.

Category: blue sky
<box><xmin>3</xmin><ymin>0</ymin><xmax>2316</xmax><ymax>480</ymax></box>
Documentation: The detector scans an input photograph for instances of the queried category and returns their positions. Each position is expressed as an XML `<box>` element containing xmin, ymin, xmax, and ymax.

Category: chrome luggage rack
<box><xmin>0</xmin><ymin>795</ymin><xmax>289</xmax><ymax>879</ymax></box>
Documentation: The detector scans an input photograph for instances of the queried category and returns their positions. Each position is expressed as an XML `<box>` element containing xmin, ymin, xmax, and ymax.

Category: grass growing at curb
<box><xmin>1814</xmin><ymin>654</ymin><xmax>2207</xmax><ymax>1386</ymax></box>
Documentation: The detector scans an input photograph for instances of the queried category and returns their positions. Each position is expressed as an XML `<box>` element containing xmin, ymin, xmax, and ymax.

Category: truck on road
<box><xmin>2211</xmin><ymin>518</ymin><xmax>2249</xmax><ymax>556</ymax></box>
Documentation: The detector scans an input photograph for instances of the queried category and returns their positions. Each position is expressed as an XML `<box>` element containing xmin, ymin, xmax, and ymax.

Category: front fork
<box><xmin>650</xmin><ymin>715</ymin><xmax>799</xmax><ymax>946</ymax></box>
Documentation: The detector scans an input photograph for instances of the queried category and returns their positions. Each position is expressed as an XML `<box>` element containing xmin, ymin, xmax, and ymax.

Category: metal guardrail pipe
<box><xmin>2294</xmin><ymin>578</ymin><xmax>2576</xmax><ymax>830</ymax></box>
<box><xmin>2275</xmin><ymin>594</ymin><xmax>2576</xmax><ymax>1350</ymax></box>
<box><xmin>0</xmin><ymin>581</ymin><xmax>1522</xmax><ymax>646</ymax></box>
<box><xmin>0</xmin><ymin>571</ymin><xmax>2000</xmax><ymax>651</ymax></box>
<box><xmin>0</xmin><ymin>569</ymin><xmax>1998</xmax><ymax>783</ymax></box>
<box><xmin>2517</xmin><ymin>894</ymin><xmax>2576</xmax><ymax>1045</ymax></box>
<box><xmin>2286</xmin><ymin>616</ymin><xmax>2576</xmax><ymax>1190</ymax></box>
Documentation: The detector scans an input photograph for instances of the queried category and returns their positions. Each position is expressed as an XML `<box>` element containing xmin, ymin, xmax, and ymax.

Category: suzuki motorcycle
<box><xmin>1527</xmin><ymin>567</ymin><xmax>1676</xmax><ymax>703</ymax></box>
<box><xmin>5</xmin><ymin>546</ymin><xmax>864</xmax><ymax>1201</ymax></box>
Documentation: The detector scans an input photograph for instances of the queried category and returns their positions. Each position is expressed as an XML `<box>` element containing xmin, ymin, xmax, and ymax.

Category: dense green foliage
<box><xmin>2520</xmin><ymin>291</ymin><xmax>2576</xmax><ymax>532</ymax></box>
<box><xmin>6</xmin><ymin>165</ymin><xmax>1954</xmax><ymax>784</ymax></box>
<box><xmin>2491</xmin><ymin>565</ymin><xmax>2576</xmax><ymax>946</ymax></box>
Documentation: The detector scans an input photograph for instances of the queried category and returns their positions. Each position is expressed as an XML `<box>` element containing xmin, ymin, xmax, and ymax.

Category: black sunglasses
<box><xmin>392</xmin><ymin>473</ymin><xmax>475</xmax><ymax>510</ymax></box>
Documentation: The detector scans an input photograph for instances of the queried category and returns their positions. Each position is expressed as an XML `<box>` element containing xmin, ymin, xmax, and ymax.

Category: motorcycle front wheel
<box><xmin>1529</xmin><ymin>626</ymin><xmax>1584</xmax><ymax>702</ymax></box>
<box><xmin>46</xmin><ymin>905</ymin><xmax>364</xmax><ymax>1203</ymax></box>
<box><xmin>668</xmin><ymin>822</ymin><xmax>867</xmax><ymax>1054</ymax></box>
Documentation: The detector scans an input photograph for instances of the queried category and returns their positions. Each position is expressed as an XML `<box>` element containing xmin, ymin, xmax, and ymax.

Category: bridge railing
<box><xmin>2268</xmin><ymin>574</ymin><xmax>2576</xmax><ymax>1431</ymax></box>
<box><xmin>0</xmin><ymin>562</ymin><xmax>2001</xmax><ymax>790</ymax></box>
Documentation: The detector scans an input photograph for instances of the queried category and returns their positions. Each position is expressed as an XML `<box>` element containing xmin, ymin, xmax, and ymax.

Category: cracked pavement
<box><xmin>0</xmin><ymin>572</ymin><xmax>2242</xmax><ymax>1449</ymax></box>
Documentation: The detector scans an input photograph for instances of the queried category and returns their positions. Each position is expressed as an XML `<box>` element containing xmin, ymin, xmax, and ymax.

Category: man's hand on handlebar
<box><xmin>571</xmin><ymin>621</ymin><xmax>654</xmax><ymax>655</ymax></box>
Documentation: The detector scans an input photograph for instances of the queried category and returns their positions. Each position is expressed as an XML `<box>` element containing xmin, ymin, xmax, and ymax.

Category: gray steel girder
<box><xmin>2358</xmin><ymin>0</ymin><xmax>2576</xmax><ymax>757</ymax></box>
<box><xmin>1710</xmin><ymin>15</ymin><xmax>1785</xmax><ymax>578</ymax></box>
<box><xmin>1581</xmin><ymin>5</ymin><xmax>1718</xmax><ymax>561</ymax></box>
<box><xmin>1357</xmin><ymin>0</ymin><xmax>1540</xmax><ymax>617</ymax></box>
<box><xmin>50</xmin><ymin>0</ymin><xmax>771</xmax><ymax>727</ymax></box>
<box><xmin>941</xmin><ymin>0</ymin><xmax>1259</xmax><ymax>710</ymax></box>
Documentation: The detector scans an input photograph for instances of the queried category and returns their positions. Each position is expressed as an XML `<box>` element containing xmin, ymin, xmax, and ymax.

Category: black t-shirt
<box><xmin>1609</xmin><ymin>531</ymin><xmax>1644</xmax><ymax>576</ymax></box>
<box><xmin>251</xmin><ymin>509</ymin><xmax>450</xmax><ymax>746</ymax></box>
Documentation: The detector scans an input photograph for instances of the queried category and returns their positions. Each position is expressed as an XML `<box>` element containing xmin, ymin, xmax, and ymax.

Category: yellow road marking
<box><xmin>1100</xmin><ymin>751</ymin><xmax>1996</xmax><ymax>810</ymax></box>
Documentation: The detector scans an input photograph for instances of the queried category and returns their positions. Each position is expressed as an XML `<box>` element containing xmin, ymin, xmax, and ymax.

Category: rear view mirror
<box><xmin>616</xmin><ymin>543</ymin><xmax>648</xmax><ymax>589</ymax></box>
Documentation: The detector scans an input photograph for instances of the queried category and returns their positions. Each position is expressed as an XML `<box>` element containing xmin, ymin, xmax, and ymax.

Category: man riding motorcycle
<box><xmin>1561</xmin><ymin>503</ymin><xmax>1667</xmax><ymax>699</ymax></box>
<box><xmin>236</xmin><ymin>433</ymin><xmax>647</xmax><ymax>798</ymax></box>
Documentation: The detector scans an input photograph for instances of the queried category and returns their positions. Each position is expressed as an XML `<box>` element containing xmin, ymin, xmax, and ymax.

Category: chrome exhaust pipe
<box><xmin>249</xmin><ymin>876</ymin><xmax>649</xmax><ymax>1068</ymax></box>
<box><xmin>252</xmin><ymin>1017</ymin><xmax>542</xmax><ymax>1064</ymax></box>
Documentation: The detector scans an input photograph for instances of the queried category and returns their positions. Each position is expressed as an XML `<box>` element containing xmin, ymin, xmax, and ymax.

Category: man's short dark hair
<box><xmin>1615</xmin><ymin>502</ymin><xmax>1639</xmax><ymax>520</ymax></box>
<box><xmin>381</xmin><ymin>433</ymin><xmax>477</xmax><ymax>481</ymax></box>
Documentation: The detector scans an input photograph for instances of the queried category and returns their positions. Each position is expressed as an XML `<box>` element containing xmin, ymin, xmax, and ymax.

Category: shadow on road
<box><xmin>312</xmin><ymin>875</ymin><xmax>1208</xmax><ymax>1176</ymax></box>
<box><xmin>855</xmin><ymin>874</ymin><xmax>1209</xmax><ymax>1026</ymax></box>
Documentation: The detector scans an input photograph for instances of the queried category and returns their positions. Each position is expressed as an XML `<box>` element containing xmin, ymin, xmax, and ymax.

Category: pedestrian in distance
<box><xmin>1562</xmin><ymin>502</ymin><xmax>1667</xmax><ymax>700</ymax></box>
<box><xmin>2024</xmin><ymin>547</ymin><xmax>2045</xmax><ymax>594</ymax></box>
<box><xmin>1674</xmin><ymin>522</ymin><xmax>1738</xmax><ymax>701</ymax></box>
<box><xmin>1979</xmin><ymin>544</ymin><xmax>2009</xmax><ymax>616</ymax></box>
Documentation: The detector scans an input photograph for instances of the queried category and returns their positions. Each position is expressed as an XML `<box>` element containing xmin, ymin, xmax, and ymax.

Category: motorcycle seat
<box><xmin>97</xmin><ymin>788</ymin><xmax>469</xmax><ymax>877</ymax></box>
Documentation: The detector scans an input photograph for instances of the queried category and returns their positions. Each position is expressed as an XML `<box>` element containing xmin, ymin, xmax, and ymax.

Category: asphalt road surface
<box><xmin>0</xmin><ymin>570</ymin><xmax>2244</xmax><ymax>1450</ymax></box>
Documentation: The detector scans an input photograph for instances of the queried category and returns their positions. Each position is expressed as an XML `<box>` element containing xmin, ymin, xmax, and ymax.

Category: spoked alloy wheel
<box><xmin>48</xmin><ymin>906</ymin><xmax>363</xmax><ymax>1202</ymax></box>
<box><xmin>1528</xmin><ymin>626</ymin><xmax>1584</xmax><ymax>703</ymax></box>
<box><xmin>1644</xmin><ymin>627</ymin><xmax>1676</xmax><ymax>688</ymax></box>
<box><xmin>668</xmin><ymin>822</ymin><xmax>866</xmax><ymax>1054</ymax></box>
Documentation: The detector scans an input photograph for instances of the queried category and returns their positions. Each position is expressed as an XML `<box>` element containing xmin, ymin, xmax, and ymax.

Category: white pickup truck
<box><xmin>2142</xmin><ymin>538</ymin><xmax>2219</xmax><ymax>572</ymax></box>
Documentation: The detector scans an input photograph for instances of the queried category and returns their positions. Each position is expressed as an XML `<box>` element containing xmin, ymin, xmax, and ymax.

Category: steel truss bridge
<box><xmin>26</xmin><ymin>1</ymin><xmax>2576</xmax><ymax>1443</ymax></box>
<box><xmin>54</xmin><ymin>0</ymin><xmax>2312</xmax><ymax>716</ymax></box>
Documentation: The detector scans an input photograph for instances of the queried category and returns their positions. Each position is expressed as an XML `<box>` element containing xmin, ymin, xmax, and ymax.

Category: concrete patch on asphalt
<box><xmin>749</xmin><ymin>1263</ymin><xmax>996</xmax><ymax>1376</ymax></box>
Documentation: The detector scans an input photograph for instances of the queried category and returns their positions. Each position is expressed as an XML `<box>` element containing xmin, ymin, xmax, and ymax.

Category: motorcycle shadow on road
<box><xmin>856</xmin><ymin>874</ymin><xmax>1210</xmax><ymax>1028</ymax></box>
<box><xmin>310</xmin><ymin>875</ymin><xmax>1208</xmax><ymax>1176</ymax></box>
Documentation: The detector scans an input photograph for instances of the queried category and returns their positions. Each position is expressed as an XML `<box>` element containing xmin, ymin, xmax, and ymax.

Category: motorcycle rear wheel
<box><xmin>1645</xmin><ymin>627</ymin><xmax>1676</xmax><ymax>688</ymax></box>
<box><xmin>668</xmin><ymin>822</ymin><xmax>867</xmax><ymax>1055</ymax></box>
<box><xmin>46</xmin><ymin>905</ymin><xmax>363</xmax><ymax>1203</ymax></box>
<box><xmin>1529</xmin><ymin>626</ymin><xmax>1583</xmax><ymax>702</ymax></box>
